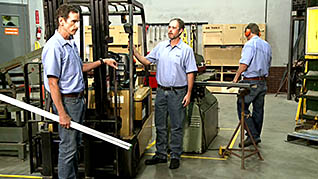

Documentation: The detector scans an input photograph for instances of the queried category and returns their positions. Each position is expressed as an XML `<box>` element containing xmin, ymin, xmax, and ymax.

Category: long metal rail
<box><xmin>194</xmin><ymin>81</ymin><xmax>254</xmax><ymax>89</ymax></box>
<box><xmin>0</xmin><ymin>93</ymin><xmax>132</xmax><ymax>150</ymax></box>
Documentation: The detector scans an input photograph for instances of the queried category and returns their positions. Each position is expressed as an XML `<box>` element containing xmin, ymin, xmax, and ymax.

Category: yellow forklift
<box><xmin>25</xmin><ymin>0</ymin><xmax>152</xmax><ymax>178</ymax></box>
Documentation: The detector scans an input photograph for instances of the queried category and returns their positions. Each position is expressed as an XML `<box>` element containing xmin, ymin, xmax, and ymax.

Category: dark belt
<box><xmin>61</xmin><ymin>91</ymin><xmax>84</xmax><ymax>98</ymax></box>
<box><xmin>158</xmin><ymin>84</ymin><xmax>187</xmax><ymax>90</ymax></box>
<box><xmin>243</xmin><ymin>76</ymin><xmax>266</xmax><ymax>81</ymax></box>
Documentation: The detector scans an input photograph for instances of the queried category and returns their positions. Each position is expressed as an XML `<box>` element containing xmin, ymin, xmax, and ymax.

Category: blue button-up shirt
<box><xmin>240</xmin><ymin>36</ymin><xmax>272</xmax><ymax>78</ymax></box>
<box><xmin>146</xmin><ymin>40</ymin><xmax>197</xmax><ymax>87</ymax></box>
<box><xmin>42</xmin><ymin>30</ymin><xmax>85</xmax><ymax>93</ymax></box>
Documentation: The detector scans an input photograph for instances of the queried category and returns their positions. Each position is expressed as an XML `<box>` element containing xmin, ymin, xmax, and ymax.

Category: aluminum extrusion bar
<box><xmin>194</xmin><ymin>81</ymin><xmax>253</xmax><ymax>89</ymax></box>
<box><xmin>0</xmin><ymin>94</ymin><xmax>132</xmax><ymax>150</ymax></box>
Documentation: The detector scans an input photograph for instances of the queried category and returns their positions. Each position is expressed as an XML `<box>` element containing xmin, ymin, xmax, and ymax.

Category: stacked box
<box><xmin>84</xmin><ymin>25</ymin><xmax>143</xmax><ymax>61</ymax></box>
<box><xmin>202</xmin><ymin>24</ymin><xmax>224</xmax><ymax>45</ymax></box>
<box><xmin>204</xmin><ymin>46</ymin><xmax>242</xmax><ymax>66</ymax></box>
<box><xmin>223</xmin><ymin>24</ymin><xmax>243</xmax><ymax>45</ymax></box>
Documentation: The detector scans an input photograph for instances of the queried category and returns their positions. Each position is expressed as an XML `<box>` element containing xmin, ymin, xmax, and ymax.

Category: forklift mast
<box><xmin>42</xmin><ymin>0</ymin><xmax>148</xmax><ymax>131</ymax></box>
<box><xmin>28</xmin><ymin>0</ymin><xmax>149</xmax><ymax>177</ymax></box>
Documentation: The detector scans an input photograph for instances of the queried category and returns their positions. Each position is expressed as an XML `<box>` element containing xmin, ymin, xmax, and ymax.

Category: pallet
<box><xmin>287</xmin><ymin>130</ymin><xmax>318</xmax><ymax>145</ymax></box>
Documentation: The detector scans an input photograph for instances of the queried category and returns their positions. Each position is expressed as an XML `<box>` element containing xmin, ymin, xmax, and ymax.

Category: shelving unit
<box><xmin>203</xmin><ymin>24</ymin><xmax>266</xmax><ymax>82</ymax></box>
<box><xmin>210</xmin><ymin>65</ymin><xmax>238</xmax><ymax>81</ymax></box>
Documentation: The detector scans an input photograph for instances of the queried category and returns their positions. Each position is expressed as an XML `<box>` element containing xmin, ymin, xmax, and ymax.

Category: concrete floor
<box><xmin>0</xmin><ymin>94</ymin><xmax>317</xmax><ymax>179</ymax></box>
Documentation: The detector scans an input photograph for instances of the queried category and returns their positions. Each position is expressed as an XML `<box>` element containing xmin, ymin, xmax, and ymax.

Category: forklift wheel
<box><xmin>118</xmin><ymin>137</ymin><xmax>140</xmax><ymax>178</ymax></box>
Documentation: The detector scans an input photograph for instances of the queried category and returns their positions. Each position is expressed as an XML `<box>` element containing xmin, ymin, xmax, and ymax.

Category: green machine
<box><xmin>183</xmin><ymin>87</ymin><xmax>218</xmax><ymax>153</ymax></box>
<box><xmin>182</xmin><ymin>64</ymin><xmax>219</xmax><ymax>154</ymax></box>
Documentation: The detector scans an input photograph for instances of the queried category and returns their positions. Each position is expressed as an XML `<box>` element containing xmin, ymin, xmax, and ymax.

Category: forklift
<box><xmin>25</xmin><ymin>0</ymin><xmax>152</xmax><ymax>178</ymax></box>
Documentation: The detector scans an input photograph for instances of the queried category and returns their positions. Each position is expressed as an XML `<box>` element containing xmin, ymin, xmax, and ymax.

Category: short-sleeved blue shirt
<box><xmin>42</xmin><ymin>30</ymin><xmax>84</xmax><ymax>94</ymax></box>
<box><xmin>146</xmin><ymin>39</ymin><xmax>197</xmax><ymax>87</ymax></box>
<box><xmin>240</xmin><ymin>36</ymin><xmax>272</xmax><ymax>78</ymax></box>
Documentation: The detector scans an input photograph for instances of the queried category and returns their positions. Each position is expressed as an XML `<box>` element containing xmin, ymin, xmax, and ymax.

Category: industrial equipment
<box><xmin>0</xmin><ymin>3</ymin><xmax>31</xmax><ymax>65</ymax></box>
<box><xmin>183</xmin><ymin>86</ymin><xmax>218</xmax><ymax>153</ymax></box>
<box><xmin>25</xmin><ymin>0</ymin><xmax>151</xmax><ymax>178</ymax></box>
<box><xmin>288</xmin><ymin>4</ymin><xmax>318</xmax><ymax>143</ymax></box>
<box><xmin>0</xmin><ymin>48</ymin><xmax>42</xmax><ymax>160</ymax></box>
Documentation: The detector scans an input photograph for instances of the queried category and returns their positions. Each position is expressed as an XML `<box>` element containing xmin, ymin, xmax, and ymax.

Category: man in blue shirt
<box><xmin>233</xmin><ymin>23</ymin><xmax>272</xmax><ymax>147</ymax></box>
<box><xmin>42</xmin><ymin>4</ymin><xmax>117</xmax><ymax>179</ymax></box>
<box><xmin>132</xmin><ymin>18</ymin><xmax>197</xmax><ymax>169</ymax></box>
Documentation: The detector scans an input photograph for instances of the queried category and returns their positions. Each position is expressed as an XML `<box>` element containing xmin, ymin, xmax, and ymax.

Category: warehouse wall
<box><xmin>138</xmin><ymin>0</ymin><xmax>291</xmax><ymax>67</ymax></box>
<box><xmin>0</xmin><ymin>0</ymin><xmax>27</xmax><ymax>4</ymax></box>
<box><xmin>0</xmin><ymin>0</ymin><xmax>291</xmax><ymax>66</ymax></box>
<box><xmin>28</xmin><ymin>0</ymin><xmax>45</xmax><ymax>50</ymax></box>
<box><xmin>0</xmin><ymin>0</ymin><xmax>45</xmax><ymax>50</ymax></box>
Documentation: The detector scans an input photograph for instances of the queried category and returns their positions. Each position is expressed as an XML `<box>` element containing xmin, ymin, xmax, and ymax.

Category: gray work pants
<box><xmin>154</xmin><ymin>87</ymin><xmax>187</xmax><ymax>160</ymax></box>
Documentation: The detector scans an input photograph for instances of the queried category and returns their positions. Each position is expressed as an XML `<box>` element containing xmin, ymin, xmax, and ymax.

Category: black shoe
<box><xmin>169</xmin><ymin>159</ymin><xmax>180</xmax><ymax>169</ymax></box>
<box><xmin>239</xmin><ymin>138</ymin><xmax>261</xmax><ymax>148</ymax></box>
<box><xmin>145</xmin><ymin>156</ymin><xmax>167</xmax><ymax>165</ymax></box>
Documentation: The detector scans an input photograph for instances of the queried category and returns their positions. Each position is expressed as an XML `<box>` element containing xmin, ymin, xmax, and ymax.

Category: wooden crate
<box><xmin>85</xmin><ymin>25</ymin><xmax>142</xmax><ymax>45</ymax></box>
<box><xmin>108</xmin><ymin>45</ymin><xmax>142</xmax><ymax>54</ymax></box>
<box><xmin>109</xmin><ymin>25</ymin><xmax>142</xmax><ymax>45</ymax></box>
<box><xmin>204</xmin><ymin>46</ymin><xmax>242</xmax><ymax>66</ymax></box>
<box><xmin>202</xmin><ymin>24</ymin><xmax>224</xmax><ymax>45</ymax></box>
<box><xmin>84</xmin><ymin>25</ymin><xmax>143</xmax><ymax>61</ymax></box>
<box><xmin>223</xmin><ymin>24</ymin><xmax>243</xmax><ymax>45</ymax></box>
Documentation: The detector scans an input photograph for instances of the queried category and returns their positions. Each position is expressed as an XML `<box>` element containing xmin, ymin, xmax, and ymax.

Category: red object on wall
<box><xmin>35</xmin><ymin>10</ymin><xmax>40</xmax><ymax>24</ymax></box>
<box><xmin>36</xmin><ymin>26</ymin><xmax>41</xmax><ymax>40</ymax></box>
<box><xmin>145</xmin><ymin>72</ymin><xmax>158</xmax><ymax>89</ymax></box>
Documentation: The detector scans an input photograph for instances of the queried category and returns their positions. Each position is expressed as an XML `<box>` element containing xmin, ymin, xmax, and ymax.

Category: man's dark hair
<box><xmin>55</xmin><ymin>4</ymin><xmax>80</xmax><ymax>27</ymax></box>
<box><xmin>245</xmin><ymin>23</ymin><xmax>260</xmax><ymax>36</ymax></box>
<box><xmin>169</xmin><ymin>18</ymin><xmax>185</xmax><ymax>30</ymax></box>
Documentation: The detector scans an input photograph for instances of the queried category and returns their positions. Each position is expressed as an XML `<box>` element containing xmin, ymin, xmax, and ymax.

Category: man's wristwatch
<box><xmin>99</xmin><ymin>58</ymin><xmax>104</xmax><ymax>65</ymax></box>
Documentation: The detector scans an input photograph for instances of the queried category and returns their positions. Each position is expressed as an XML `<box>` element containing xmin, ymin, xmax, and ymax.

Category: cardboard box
<box><xmin>202</xmin><ymin>24</ymin><xmax>224</xmax><ymax>45</ymax></box>
<box><xmin>204</xmin><ymin>46</ymin><xmax>242</xmax><ymax>66</ymax></box>
<box><xmin>109</xmin><ymin>25</ymin><xmax>142</xmax><ymax>45</ymax></box>
<box><xmin>84</xmin><ymin>25</ymin><xmax>143</xmax><ymax>62</ymax></box>
<box><xmin>223</xmin><ymin>24</ymin><xmax>243</xmax><ymax>45</ymax></box>
<box><xmin>108</xmin><ymin>45</ymin><xmax>142</xmax><ymax>54</ymax></box>
<box><xmin>85</xmin><ymin>25</ymin><xmax>142</xmax><ymax>45</ymax></box>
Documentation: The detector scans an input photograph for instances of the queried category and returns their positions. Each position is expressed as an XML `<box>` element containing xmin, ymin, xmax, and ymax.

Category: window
<box><xmin>2</xmin><ymin>15</ymin><xmax>19</xmax><ymax>27</ymax></box>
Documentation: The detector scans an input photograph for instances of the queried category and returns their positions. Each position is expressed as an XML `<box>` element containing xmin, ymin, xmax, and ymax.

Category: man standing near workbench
<box><xmin>232</xmin><ymin>23</ymin><xmax>272</xmax><ymax>147</ymax></box>
<box><xmin>42</xmin><ymin>4</ymin><xmax>117</xmax><ymax>179</ymax></box>
<box><xmin>131</xmin><ymin>18</ymin><xmax>197</xmax><ymax>169</ymax></box>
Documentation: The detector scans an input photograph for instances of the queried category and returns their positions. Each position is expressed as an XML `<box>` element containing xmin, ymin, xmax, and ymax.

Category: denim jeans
<box><xmin>237</xmin><ymin>80</ymin><xmax>267</xmax><ymax>140</ymax></box>
<box><xmin>53</xmin><ymin>96</ymin><xmax>86</xmax><ymax>179</ymax></box>
<box><xmin>154</xmin><ymin>87</ymin><xmax>187</xmax><ymax>160</ymax></box>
